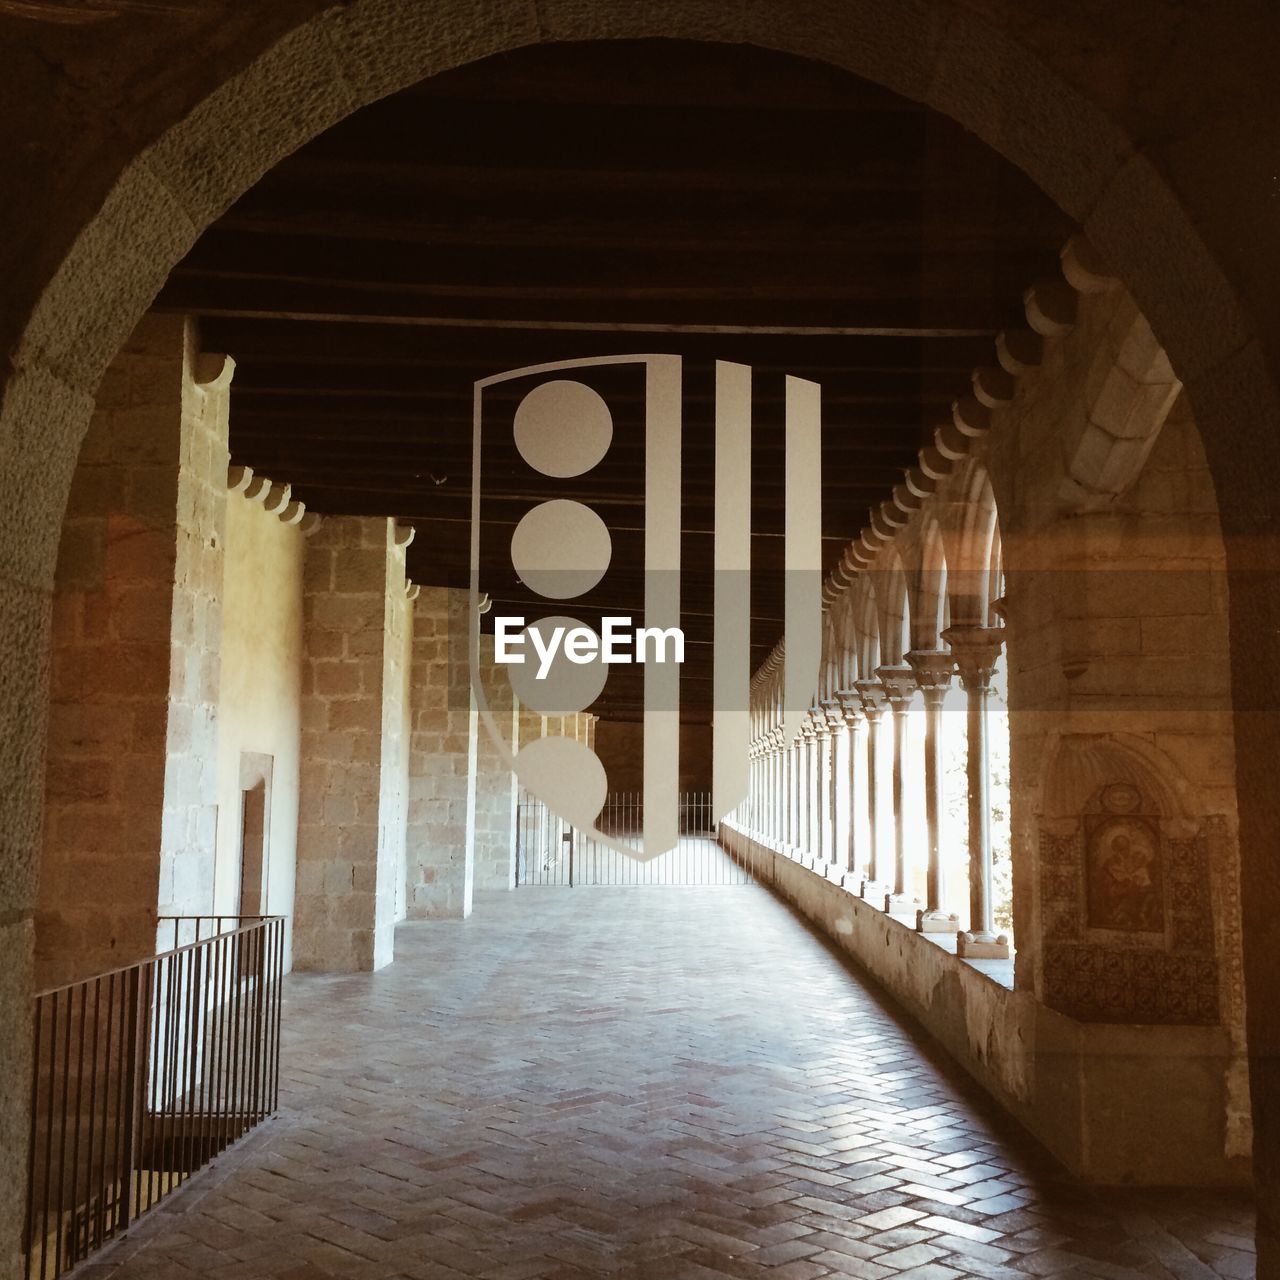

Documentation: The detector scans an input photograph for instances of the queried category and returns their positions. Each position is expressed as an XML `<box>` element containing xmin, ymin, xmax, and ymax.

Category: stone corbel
<box><xmin>299</xmin><ymin>512</ymin><xmax>323</xmax><ymax>536</ymax></box>
<box><xmin>278</xmin><ymin>500</ymin><xmax>306</xmax><ymax>525</ymax></box>
<box><xmin>243</xmin><ymin>474</ymin><xmax>271</xmax><ymax>503</ymax></box>
<box><xmin>193</xmin><ymin>352</ymin><xmax>235</xmax><ymax>392</ymax></box>
<box><xmin>951</xmin><ymin>395</ymin><xmax>992</xmax><ymax>440</ymax></box>
<box><xmin>1060</xmin><ymin>233</ymin><xmax>1117</xmax><ymax>294</ymax></box>
<box><xmin>995</xmin><ymin>328</ymin><xmax>1044</xmax><ymax>375</ymax></box>
<box><xmin>971</xmin><ymin>365</ymin><xmax>1016</xmax><ymax>408</ymax></box>
<box><xmin>262</xmin><ymin>482</ymin><xmax>291</xmax><ymax>515</ymax></box>
<box><xmin>394</xmin><ymin>523</ymin><xmax>416</xmax><ymax>548</ymax></box>
<box><xmin>227</xmin><ymin>463</ymin><xmax>253</xmax><ymax>493</ymax></box>
<box><xmin>405</xmin><ymin>582</ymin><xmax>421</xmax><ymax>601</ymax></box>
<box><xmin>1024</xmin><ymin>278</ymin><xmax>1078</xmax><ymax>337</ymax></box>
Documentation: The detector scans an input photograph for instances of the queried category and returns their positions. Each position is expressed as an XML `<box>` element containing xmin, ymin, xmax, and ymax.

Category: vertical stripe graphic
<box><xmin>783</xmin><ymin>375</ymin><xmax>822</xmax><ymax>743</ymax></box>
<box><xmin>643</xmin><ymin>355</ymin><xmax>683</xmax><ymax>857</ymax></box>
<box><xmin>712</xmin><ymin>360</ymin><xmax>752</xmax><ymax>821</ymax></box>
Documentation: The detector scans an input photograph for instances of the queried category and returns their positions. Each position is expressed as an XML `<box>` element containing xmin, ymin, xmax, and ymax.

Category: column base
<box><xmin>859</xmin><ymin>878</ymin><xmax>889</xmax><ymax>902</ymax></box>
<box><xmin>957</xmin><ymin>930</ymin><xmax>1011</xmax><ymax>959</ymax></box>
<box><xmin>884</xmin><ymin>893</ymin><xmax>920</xmax><ymax>916</ymax></box>
<box><xmin>916</xmin><ymin>910</ymin><xmax>960</xmax><ymax>934</ymax></box>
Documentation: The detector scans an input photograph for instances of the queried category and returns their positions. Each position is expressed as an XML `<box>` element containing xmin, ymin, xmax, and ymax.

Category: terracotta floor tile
<box><xmin>85</xmin><ymin>888</ymin><xmax>1253</xmax><ymax>1278</ymax></box>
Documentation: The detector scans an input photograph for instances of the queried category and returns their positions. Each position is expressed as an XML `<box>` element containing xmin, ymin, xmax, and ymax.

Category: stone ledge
<box><xmin>727</xmin><ymin>829</ymin><xmax>1013</xmax><ymax>988</ymax></box>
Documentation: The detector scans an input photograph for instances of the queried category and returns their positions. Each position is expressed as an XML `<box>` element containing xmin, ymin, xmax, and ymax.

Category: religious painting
<box><xmin>1085</xmin><ymin>812</ymin><xmax>1164</xmax><ymax>933</ymax></box>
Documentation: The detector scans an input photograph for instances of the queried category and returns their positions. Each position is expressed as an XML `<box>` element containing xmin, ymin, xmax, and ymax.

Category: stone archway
<box><xmin>4</xmin><ymin>3</ymin><xmax>1280</xmax><ymax>1271</ymax></box>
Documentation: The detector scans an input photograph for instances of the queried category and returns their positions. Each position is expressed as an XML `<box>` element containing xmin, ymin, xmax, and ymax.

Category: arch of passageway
<box><xmin>3</xmin><ymin>2</ymin><xmax>1280</xmax><ymax>1272</ymax></box>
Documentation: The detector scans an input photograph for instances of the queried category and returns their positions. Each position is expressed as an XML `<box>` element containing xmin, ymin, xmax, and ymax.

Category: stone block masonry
<box><xmin>38</xmin><ymin>315</ymin><xmax>230</xmax><ymax>987</ymax></box>
<box><xmin>294</xmin><ymin>517</ymin><xmax>408</xmax><ymax>972</ymax></box>
<box><xmin>406</xmin><ymin>587</ymin><xmax>475</xmax><ymax>917</ymax></box>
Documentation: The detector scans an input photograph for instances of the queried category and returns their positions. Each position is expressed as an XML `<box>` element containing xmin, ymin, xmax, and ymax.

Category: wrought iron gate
<box><xmin>515</xmin><ymin>791</ymin><xmax>754</xmax><ymax>886</ymax></box>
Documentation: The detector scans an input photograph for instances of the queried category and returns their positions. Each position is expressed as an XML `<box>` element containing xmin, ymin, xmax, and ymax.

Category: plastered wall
<box><xmin>214</xmin><ymin>488</ymin><xmax>305</xmax><ymax>969</ymax></box>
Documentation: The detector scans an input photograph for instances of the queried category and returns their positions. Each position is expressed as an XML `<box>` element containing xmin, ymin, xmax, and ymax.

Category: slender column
<box><xmin>822</xmin><ymin>702</ymin><xmax>842</xmax><ymax>868</ymax></box>
<box><xmin>803</xmin><ymin>717</ymin><xmax>821</xmax><ymax>856</ymax></box>
<box><xmin>837</xmin><ymin>690</ymin><xmax>864</xmax><ymax>874</ymax></box>
<box><xmin>877</xmin><ymin>665</ymin><xmax>918</xmax><ymax>915</ymax></box>
<box><xmin>907</xmin><ymin>650</ymin><xmax>960</xmax><ymax>934</ymax></box>
<box><xmin>783</xmin><ymin>732</ymin><xmax>793</xmax><ymax>849</ymax></box>
<box><xmin>943</xmin><ymin>626</ymin><xmax>1010</xmax><ymax>959</ymax></box>
<box><xmin>768</xmin><ymin>737</ymin><xmax>778</xmax><ymax>844</ymax></box>
<box><xmin>813</xmin><ymin>717</ymin><xmax>828</xmax><ymax>858</ymax></box>
<box><xmin>810</xmin><ymin>715</ymin><xmax>830</xmax><ymax>860</ymax></box>
<box><xmin>853</xmin><ymin>678</ymin><xmax>887</xmax><ymax>893</ymax></box>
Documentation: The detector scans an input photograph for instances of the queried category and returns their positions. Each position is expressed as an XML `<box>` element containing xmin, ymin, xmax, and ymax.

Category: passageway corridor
<box><xmin>87</xmin><ymin>889</ymin><xmax>1253</xmax><ymax>1280</ymax></box>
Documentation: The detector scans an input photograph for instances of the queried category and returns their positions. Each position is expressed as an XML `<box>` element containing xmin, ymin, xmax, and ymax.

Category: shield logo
<box><xmin>470</xmin><ymin>355</ymin><xmax>822</xmax><ymax>860</ymax></box>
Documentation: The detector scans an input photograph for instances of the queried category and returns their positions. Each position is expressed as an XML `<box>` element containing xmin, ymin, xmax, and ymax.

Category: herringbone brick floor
<box><xmin>86</xmin><ymin>887</ymin><xmax>1254</xmax><ymax>1280</ymax></box>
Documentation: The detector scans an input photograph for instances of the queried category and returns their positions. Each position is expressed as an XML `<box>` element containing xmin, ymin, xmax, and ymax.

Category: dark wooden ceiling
<box><xmin>155</xmin><ymin>39</ymin><xmax>1074</xmax><ymax>721</ymax></box>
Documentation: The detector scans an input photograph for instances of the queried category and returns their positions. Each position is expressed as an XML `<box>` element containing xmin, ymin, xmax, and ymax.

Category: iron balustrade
<box><xmin>23</xmin><ymin>915</ymin><xmax>285</xmax><ymax>1280</ymax></box>
<box><xmin>515</xmin><ymin>791</ymin><xmax>755</xmax><ymax>886</ymax></box>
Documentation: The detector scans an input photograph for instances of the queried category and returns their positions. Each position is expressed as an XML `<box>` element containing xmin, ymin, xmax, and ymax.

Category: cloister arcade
<box><xmin>741</xmin><ymin>459</ymin><xmax>1011</xmax><ymax>957</ymax></box>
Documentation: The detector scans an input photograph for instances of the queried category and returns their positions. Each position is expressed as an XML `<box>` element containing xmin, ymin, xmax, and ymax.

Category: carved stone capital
<box><xmin>941</xmin><ymin>625</ymin><xmax>1005</xmax><ymax>691</ymax></box>
<box><xmin>875</xmin><ymin>663</ymin><xmax>916</xmax><ymax>711</ymax></box>
<box><xmin>853</xmin><ymin>678</ymin><xmax>887</xmax><ymax>722</ymax></box>
<box><xmin>820</xmin><ymin>699</ymin><xmax>844</xmax><ymax>732</ymax></box>
<box><xmin>835</xmin><ymin>688</ymin><xmax>863</xmax><ymax>726</ymax></box>
<box><xmin>906</xmin><ymin>649</ymin><xmax>955</xmax><ymax>703</ymax></box>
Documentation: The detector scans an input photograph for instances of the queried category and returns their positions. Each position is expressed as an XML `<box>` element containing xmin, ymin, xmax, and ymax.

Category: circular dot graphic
<box><xmin>513</xmin><ymin>736</ymin><xmax>607</xmax><ymax>831</ymax></box>
<box><xmin>506</xmin><ymin>615</ymin><xmax>608</xmax><ymax>716</ymax></box>
<box><xmin>513</xmin><ymin>379</ymin><xmax>613</xmax><ymax>477</ymax></box>
<box><xmin>510</xmin><ymin>499</ymin><xmax>611</xmax><ymax>599</ymax></box>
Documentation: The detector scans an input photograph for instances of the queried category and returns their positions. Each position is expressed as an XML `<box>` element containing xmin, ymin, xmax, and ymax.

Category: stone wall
<box><xmin>38</xmin><ymin>314</ymin><xmax>228</xmax><ymax>986</ymax></box>
<box><xmin>294</xmin><ymin>516</ymin><xmax>406</xmax><ymax>971</ymax></box>
<box><xmin>979</xmin><ymin>284</ymin><xmax>1249</xmax><ymax>1155</ymax></box>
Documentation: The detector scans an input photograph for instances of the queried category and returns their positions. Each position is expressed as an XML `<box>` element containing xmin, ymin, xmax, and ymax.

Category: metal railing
<box><xmin>516</xmin><ymin>791</ymin><xmax>753</xmax><ymax>886</ymax></box>
<box><xmin>24</xmin><ymin>915</ymin><xmax>285</xmax><ymax>1280</ymax></box>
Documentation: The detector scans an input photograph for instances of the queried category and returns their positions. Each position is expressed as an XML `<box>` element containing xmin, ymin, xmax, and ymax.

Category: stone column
<box><xmin>877</xmin><ymin>665</ymin><xmax>918</xmax><ymax>915</ymax></box>
<box><xmin>763</xmin><ymin>733</ymin><xmax>775</xmax><ymax>843</ymax></box>
<box><xmin>822</xmin><ymin>701</ymin><xmax>842</xmax><ymax>869</ymax></box>
<box><xmin>773</xmin><ymin>733</ymin><xmax>784</xmax><ymax>845</ymax></box>
<box><xmin>473</xmin><ymin>634</ymin><xmax>518</xmax><ymax>891</ymax></box>
<box><xmin>747</xmin><ymin>737</ymin><xmax>757</xmax><ymax>834</ymax></box>
<box><xmin>295</xmin><ymin>516</ymin><xmax>407</xmax><ymax>973</ymax></box>
<box><xmin>943</xmin><ymin>625</ymin><xmax>1010</xmax><ymax>959</ymax></box>
<box><xmin>804</xmin><ymin>715</ymin><xmax>822</xmax><ymax>857</ymax></box>
<box><xmin>837</xmin><ymin>690</ymin><xmax>864</xmax><ymax>874</ymax></box>
<box><xmin>406</xmin><ymin>586</ymin><xmax>475</xmax><ymax>919</ymax></box>
<box><xmin>907</xmin><ymin>650</ymin><xmax>960</xmax><ymax>934</ymax></box>
<box><xmin>853</xmin><ymin>678</ymin><xmax>887</xmax><ymax>894</ymax></box>
<box><xmin>780</xmin><ymin>737</ymin><xmax>789</xmax><ymax>846</ymax></box>
<box><xmin>788</xmin><ymin>733</ymin><xmax>801</xmax><ymax>851</ymax></box>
